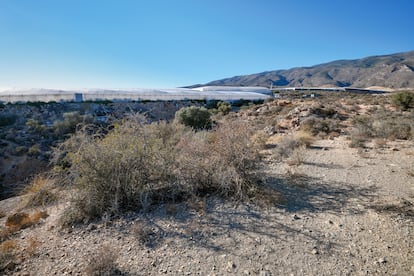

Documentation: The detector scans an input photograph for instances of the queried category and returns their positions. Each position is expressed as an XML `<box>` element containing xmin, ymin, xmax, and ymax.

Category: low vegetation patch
<box><xmin>175</xmin><ymin>106</ymin><xmax>212</xmax><ymax>130</ymax></box>
<box><xmin>22</xmin><ymin>175</ymin><xmax>58</xmax><ymax>208</ymax></box>
<box><xmin>392</xmin><ymin>91</ymin><xmax>414</xmax><ymax>110</ymax></box>
<box><xmin>350</xmin><ymin>111</ymin><xmax>414</xmax><ymax>147</ymax></box>
<box><xmin>85</xmin><ymin>245</ymin><xmax>121</xmax><ymax>276</ymax></box>
<box><xmin>5</xmin><ymin>211</ymin><xmax>48</xmax><ymax>233</ymax></box>
<box><xmin>59</xmin><ymin>114</ymin><xmax>263</xmax><ymax>226</ymax></box>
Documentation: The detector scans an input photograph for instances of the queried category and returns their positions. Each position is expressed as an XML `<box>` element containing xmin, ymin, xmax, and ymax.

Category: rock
<box><xmin>227</xmin><ymin>261</ymin><xmax>236</xmax><ymax>269</ymax></box>
<box><xmin>378</xmin><ymin>257</ymin><xmax>387</xmax><ymax>264</ymax></box>
<box><xmin>292</xmin><ymin>214</ymin><xmax>300</xmax><ymax>220</ymax></box>
<box><xmin>311</xmin><ymin>248</ymin><xmax>319</xmax><ymax>255</ymax></box>
<box><xmin>86</xmin><ymin>223</ymin><xmax>97</xmax><ymax>231</ymax></box>
<box><xmin>260</xmin><ymin>271</ymin><xmax>272</xmax><ymax>276</ymax></box>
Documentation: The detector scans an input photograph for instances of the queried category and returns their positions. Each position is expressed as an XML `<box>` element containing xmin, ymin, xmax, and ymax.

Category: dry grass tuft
<box><xmin>187</xmin><ymin>197</ymin><xmax>207</xmax><ymax>215</ymax></box>
<box><xmin>130</xmin><ymin>220</ymin><xmax>155</xmax><ymax>245</ymax></box>
<box><xmin>0</xmin><ymin>240</ymin><xmax>18</xmax><ymax>254</ymax></box>
<box><xmin>25</xmin><ymin>237</ymin><xmax>41</xmax><ymax>257</ymax></box>
<box><xmin>23</xmin><ymin>175</ymin><xmax>58</xmax><ymax>208</ymax></box>
<box><xmin>0</xmin><ymin>239</ymin><xmax>18</xmax><ymax>271</ymax></box>
<box><xmin>5</xmin><ymin>211</ymin><xmax>48</xmax><ymax>233</ymax></box>
<box><xmin>286</xmin><ymin>146</ymin><xmax>307</xmax><ymax>166</ymax></box>
<box><xmin>85</xmin><ymin>245</ymin><xmax>121</xmax><ymax>276</ymax></box>
<box><xmin>5</xmin><ymin>212</ymin><xmax>32</xmax><ymax>230</ymax></box>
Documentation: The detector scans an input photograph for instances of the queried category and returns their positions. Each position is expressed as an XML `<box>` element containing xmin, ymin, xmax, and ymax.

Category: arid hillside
<box><xmin>204</xmin><ymin>50</ymin><xmax>414</xmax><ymax>89</ymax></box>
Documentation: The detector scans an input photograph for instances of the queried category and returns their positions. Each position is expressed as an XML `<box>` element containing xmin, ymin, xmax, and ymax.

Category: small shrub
<box><xmin>392</xmin><ymin>91</ymin><xmax>414</xmax><ymax>110</ymax></box>
<box><xmin>85</xmin><ymin>245</ymin><xmax>121</xmax><ymax>276</ymax></box>
<box><xmin>53</xmin><ymin>111</ymin><xmax>93</xmax><ymax>136</ymax></box>
<box><xmin>14</xmin><ymin>146</ymin><xmax>28</xmax><ymax>156</ymax></box>
<box><xmin>0</xmin><ymin>113</ymin><xmax>17</xmax><ymax>127</ymax></box>
<box><xmin>217</xmin><ymin>101</ymin><xmax>231</xmax><ymax>115</ymax></box>
<box><xmin>59</xmin><ymin>116</ymin><xmax>263</xmax><ymax>225</ymax></box>
<box><xmin>26</xmin><ymin>119</ymin><xmax>47</xmax><ymax>134</ymax></box>
<box><xmin>5</xmin><ymin>213</ymin><xmax>32</xmax><ymax>230</ymax></box>
<box><xmin>25</xmin><ymin>237</ymin><xmax>41</xmax><ymax>257</ymax></box>
<box><xmin>0</xmin><ymin>239</ymin><xmax>18</xmax><ymax>270</ymax></box>
<box><xmin>175</xmin><ymin>106</ymin><xmax>212</xmax><ymax>130</ymax></box>
<box><xmin>130</xmin><ymin>220</ymin><xmax>155</xmax><ymax>245</ymax></box>
<box><xmin>300</xmin><ymin>117</ymin><xmax>340</xmax><ymax>136</ymax></box>
<box><xmin>23</xmin><ymin>176</ymin><xmax>58</xmax><ymax>208</ymax></box>
<box><xmin>28</xmin><ymin>144</ymin><xmax>41</xmax><ymax>156</ymax></box>
<box><xmin>285</xmin><ymin>146</ymin><xmax>306</xmax><ymax>166</ymax></box>
<box><xmin>274</xmin><ymin>133</ymin><xmax>312</xmax><ymax>160</ymax></box>
<box><xmin>5</xmin><ymin>211</ymin><xmax>48</xmax><ymax>232</ymax></box>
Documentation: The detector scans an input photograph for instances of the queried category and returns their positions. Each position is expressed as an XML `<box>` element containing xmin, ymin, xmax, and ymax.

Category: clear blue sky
<box><xmin>1</xmin><ymin>0</ymin><xmax>413</xmax><ymax>89</ymax></box>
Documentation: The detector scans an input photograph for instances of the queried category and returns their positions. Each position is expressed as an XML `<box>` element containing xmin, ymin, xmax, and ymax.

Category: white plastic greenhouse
<box><xmin>0</xmin><ymin>87</ymin><xmax>273</xmax><ymax>103</ymax></box>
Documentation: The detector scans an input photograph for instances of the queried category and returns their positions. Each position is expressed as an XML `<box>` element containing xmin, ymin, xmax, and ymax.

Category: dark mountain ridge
<box><xmin>203</xmin><ymin>50</ymin><xmax>414</xmax><ymax>89</ymax></box>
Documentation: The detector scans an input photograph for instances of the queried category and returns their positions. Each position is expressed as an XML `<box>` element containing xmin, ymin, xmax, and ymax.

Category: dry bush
<box><xmin>60</xmin><ymin>118</ymin><xmax>186</xmax><ymax>224</ymax></box>
<box><xmin>286</xmin><ymin>146</ymin><xmax>306</xmax><ymax>166</ymax></box>
<box><xmin>187</xmin><ymin>197</ymin><xmax>207</xmax><ymax>214</ymax></box>
<box><xmin>130</xmin><ymin>220</ymin><xmax>155</xmax><ymax>245</ymax></box>
<box><xmin>25</xmin><ymin>237</ymin><xmax>41</xmax><ymax>257</ymax></box>
<box><xmin>293</xmin><ymin>131</ymin><xmax>315</xmax><ymax>147</ymax></box>
<box><xmin>5</xmin><ymin>211</ymin><xmax>48</xmax><ymax>233</ymax></box>
<box><xmin>373</xmin><ymin>138</ymin><xmax>388</xmax><ymax>149</ymax></box>
<box><xmin>0</xmin><ymin>210</ymin><xmax>5</xmax><ymax>219</ymax></box>
<box><xmin>350</xmin><ymin>112</ymin><xmax>413</xmax><ymax>147</ymax></box>
<box><xmin>300</xmin><ymin>117</ymin><xmax>340</xmax><ymax>137</ymax></box>
<box><xmin>176</xmin><ymin>119</ymin><xmax>261</xmax><ymax>199</ymax></box>
<box><xmin>85</xmin><ymin>245</ymin><xmax>121</xmax><ymax>276</ymax></box>
<box><xmin>273</xmin><ymin>133</ymin><xmax>312</xmax><ymax>161</ymax></box>
<box><xmin>0</xmin><ymin>240</ymin><xmax>17</xmax><ymax>254</ymax></box>
<box><xmin>22</xmin><ymin>175</ymin><xmax>58</xmax><ymax>208</ymax></box>
<box><xmin>5</xmin><ymin>213</ymin><xmax>32</xmax><ymax>231</ymax></box>
<box><xmin>59</xmin><ymin>115</ymin><xmax>263</xmax><ymax>225</ymax></box>
<box><xmin>0</xmin><ymin>239</ymin><xmax>18</xmax><ymax>271</ymax></box>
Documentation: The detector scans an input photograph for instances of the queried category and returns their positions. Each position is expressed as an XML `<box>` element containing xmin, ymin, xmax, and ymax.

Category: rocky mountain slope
<box><xmin>204</xmin><ymin>50</ymin><xmax>414</xmax><ymax>89</ymax></box>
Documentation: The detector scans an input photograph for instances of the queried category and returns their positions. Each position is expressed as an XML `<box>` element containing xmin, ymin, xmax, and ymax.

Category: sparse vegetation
<box><xmin>53</xmin><ymin>111</ymin><xmax>93</xmax><ymax>136</ymax></box>
<box><xmin>350</xmin><ymin>112</ymin><xmax>413</xmax><ymax>147</ymax></box>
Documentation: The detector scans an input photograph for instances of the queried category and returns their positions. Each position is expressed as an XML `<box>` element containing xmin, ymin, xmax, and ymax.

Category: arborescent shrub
<box><xmin>0</xmin><ymin>113</ymin><xmax>17</xmax><ymax>127</ymax></box>
<box><xmin>392</xmin><ymin>91</ymin><xmax>414</xmax><ymax>110</ymax></box>
<box><xmin>175</xmin><ymin>106</ymin><xmax>212</xmax><ymax>130</ymax></box>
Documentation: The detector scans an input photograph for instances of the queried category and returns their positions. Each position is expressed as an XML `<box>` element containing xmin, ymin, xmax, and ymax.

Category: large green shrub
<box><xmin>175</xmin><ymin>106</ymin><xmax>212</xmax><ymax>130</ymax></box>
<box><xmin>392</xmin><ymin>91</ymin><xmax>414</xmax><ymax>110</ymax></box>
<box><xmin>0</xmin><ymin>113</ymin><xmax>17</xmax><ymax>127</ymax></box>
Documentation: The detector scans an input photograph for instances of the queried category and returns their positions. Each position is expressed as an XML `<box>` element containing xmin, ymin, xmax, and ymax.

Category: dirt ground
<box><xmin>1</xmin><ymin>136</ymin><xmax>413</xmax><ymax>275</ymax></box>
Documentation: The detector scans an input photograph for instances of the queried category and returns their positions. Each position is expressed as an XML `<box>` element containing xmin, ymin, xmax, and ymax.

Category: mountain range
<box><xmin>201</xmin><ymin>50</ymin><xmax>414</xmax><ymax>89</ymax></box>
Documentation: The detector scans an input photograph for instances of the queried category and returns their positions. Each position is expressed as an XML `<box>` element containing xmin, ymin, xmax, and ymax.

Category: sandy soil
<box><xmin>1</xmin><ymin>137</ymin><xmax>413</xmax><ymax>275</ymax></box>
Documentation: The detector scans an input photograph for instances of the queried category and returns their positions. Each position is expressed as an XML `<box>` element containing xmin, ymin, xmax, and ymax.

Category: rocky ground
<box><xmin>1</xmin><ymin>135</ymin><xmax>413</xmax><ymax>275</ymax></box>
